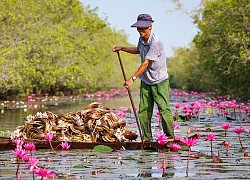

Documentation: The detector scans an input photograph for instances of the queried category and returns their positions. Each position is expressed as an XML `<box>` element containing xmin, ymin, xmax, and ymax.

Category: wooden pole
<box><xmin>116</xmin><ymin>51</ymin><xmax>145</xmax><ymax>149</ymax></box>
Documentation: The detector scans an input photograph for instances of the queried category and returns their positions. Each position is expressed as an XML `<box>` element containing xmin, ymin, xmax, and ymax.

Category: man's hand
<box><xmin>112</xmin><ymin>46</ymin><xmax>122</xmax><ymax>52</ymax></box>
<box><xmin>123</xmin><ymin>78</ymin><xmax>134</xmax><ymax>89</ymax></box>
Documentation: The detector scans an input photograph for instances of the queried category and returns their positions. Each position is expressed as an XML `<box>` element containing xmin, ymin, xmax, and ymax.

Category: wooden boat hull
<box><xmin>0</xmin><ymin>136</ymin><xmax>174</xmax><ymax>151</ymax></box>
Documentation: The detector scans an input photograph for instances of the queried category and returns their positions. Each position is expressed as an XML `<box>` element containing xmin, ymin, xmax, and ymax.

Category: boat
<box><xmin>0</xmin><ymin>136</ymin><xmax>177</xmax><ymax>151</ymax></box>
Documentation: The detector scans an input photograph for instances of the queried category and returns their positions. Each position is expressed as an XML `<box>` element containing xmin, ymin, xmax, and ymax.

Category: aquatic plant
<box><xmin>162</xmin><ymin>158</ymin><xmax>167</xmax><ymax>177</ymax></box>
<box><xmin>29</xmin><ymin>157</ymin><xmax>39</xmax><ymax>179</ymax></box>
<box><xmin>221</xmin><ymin>124</ymin><xmax>231</xmax><ymax>137</ymax></box>
<box><xmin>233</xmin><ymin>127</ymin><xmax>244</xmax><ymax>149</ymax></box>
<box><xmin>11</xmin><ymin>137</ymin><xmax>56</xmax><ymax>179</ymax></box>
<box><xmin>24</xmin><ymin>142</ymin><xmax>36</xmax><ymax>156</ymax></box>
<box><xmin>12</xmin><ymin>138</ymin><xmax>25</xmax><ymax>150</ymax></box>
<box><xmin>206</xmin><ymin>132</ymin><xmax>216</xmax><ymax>153</ymax></box>
<box><xmin>116</xmin><ymin>111</ymin><xmax>127</xmax><ymax>118</ymax></box>
<box><xmin>119</xmin><ymin>106</ymin><xmax>128</xmax><ymax>112</ymax></box>
<box><xmin>23</xmin><ymin>143</ymin><xmax>36</xmax><ymax>178</ymax></box>
<box><xmin>28</xmin><ymin>157</ymin><xmax>39</xmax><ymax>172</ymax></box>
<box><xmin>155</xmin><ymin>132</ymin><xmax>168</xmax><ymax>146</ymax></box>
<box><xmin>180</xmin><ymin>137</ymin><xmax>199</xmax><ymax>177</ymax></box>
<box><xmin>12</xmin><ymin>148</ymin><xmax>28</xmax><ymax>175</ymax></box>
<box><xmin>92</xmin><ymin>145</ymin><xmax>113</xmax><ymax>152</ymax></box>
<box><xmin>224</xmin><ymin>141</ymin><xmax>231</xmax><ymax>156</ymax></box>
<box><xmin>244</xmin><ymin>150</ymin><xmax>248</xmax><ymax>159</ymax></box>
<box><xmin>170</xmin><ymin>143</ymin><xmax>181</xmax><ymax>152</ymax></box>
<box><xmin>156</xmin><ymin>158</ymin><xmax>168</xmax><ymax>177</ymax></box>
<box><xmin>33</xmin><ymin>167</ymin><xmax>56</xmax><ymax>180</ymax></box>
<box><xmin>22</xmin><ymin>154</ymin><xmax>31</xmax><ymax>162</ymax></box>
<box><xmin>0</xmin><ymin>129</ymin><xmax>10</xmax><ymax>136</ymax></box>
<box><xmin>44</xmin><ymin>134</ymin><xmax>56</xmax><ymax>154</ymax></box>
<box><xmin>174</xmin><ymin>121</ymin><xmax>179</xmax><ymax>130</ymax></box>
<box><xmin>154</xmin><ymin>117</ymin><xmax>160</xmax><ymax>122</ymax></box>
<box><xmin>174</xmin><ymin>103</ymin><xmax>181</xmax><ymax>109</ymax></box>
<box><xmin>156</xmin><ymin>110</ymin><xmax>161</xmax><ymax>116</ymax></box>
<box><xmin>61</xmin><ymin>141</ymin><xmax>71</xmax><ymax>151</ymax></box>
<box><xmin>186</xmin><ymin>127</ymin><xmax>191</xmax><ymax>137</ymax></box>
<box><xmin>154</xmin><ymin>110</ymin><xmax>162</xmax><ymax>126</ymax></box>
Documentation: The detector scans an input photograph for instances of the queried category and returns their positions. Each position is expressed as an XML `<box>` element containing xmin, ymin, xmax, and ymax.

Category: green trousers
<box><xmin>138</xmin><ymin>79</ymin><xmax>174</xmax><ymax>141</ymax></box>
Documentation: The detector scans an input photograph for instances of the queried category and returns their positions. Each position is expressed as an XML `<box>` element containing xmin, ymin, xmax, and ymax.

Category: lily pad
<box><xmin>92</xmin><ymin>145</ymin><xmax>113</xmax><ymax>152</ymax></box>
<box><xmin>73</xmin><ymin>164</ymin><xmax>86</xmax><ymax>168</ymax></box>
<box><xmin>0</xmin><ymin>130</ymin><xmax>10</xmax><ymax>135</ymax></box>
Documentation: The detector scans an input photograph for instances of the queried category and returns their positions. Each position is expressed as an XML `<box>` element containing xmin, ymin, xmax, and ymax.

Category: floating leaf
<box><xmin>92</xmin><ymin>145</ymin><xmax>113</xmax><ymax>152</ymax></box>
<box><xmin>73</xmin><ymin>164</ymin><xmax>86</xmax><ymax>168</ymax></box>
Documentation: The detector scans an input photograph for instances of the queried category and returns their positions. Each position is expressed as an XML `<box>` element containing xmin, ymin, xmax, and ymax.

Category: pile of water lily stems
<box><xmin>11</xmin><ymin>102</ymin><xmax>137</xmax><ymax>143</ymax></box>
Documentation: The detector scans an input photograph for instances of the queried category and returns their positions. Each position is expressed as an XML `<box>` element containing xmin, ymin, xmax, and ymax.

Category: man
<box><xmin>112</xmin><ymin>14</ymin><xmax>174</xmax><ymax>141</ymax></box>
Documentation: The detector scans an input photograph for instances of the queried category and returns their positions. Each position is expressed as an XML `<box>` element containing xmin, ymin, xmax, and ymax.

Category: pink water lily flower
<box><xmin>233</xmin><ymin>127</ymin><xmax>244</xmax><ymax>149</ymax></box>
<box><xmin>12</xmin><ymin>148</ymin><xmax>28</xmax><ymax>158</ymax></box>
<box><xmin>61</xmin><ymin>141</ymin><xmax>71</xmax><ymax>150</ymax></box>
<box><xmin>174</xmin><ymin>104</ymin><xmax>181</xmax><ymax>108</ymax></box>
<box><xmin>246</xmin><ymin>128</ymin><xmax>250</xmax><ymax>134</ymax></box>
<box><xmin>12</xmin><ymin>148</ymin><xmax>28</xmax><ymax>175</ymax></box>
<box><xmin>22</xmin><ymin>154</ymin><xmax>31</xmax><ymax>162</ymax></box>
<box><xmin>221</xmin><ymin>124</ymin><xmax>231</xmax><ymax>130</ymax></box>
<box><xmin>180</xmin><ymin>137</ymin><xmax>199</xmax><ymax>177</ymax></box>
<box><xmin>29</xmin><ymin>157</ymin><xmax>39</xmax><ymax>171</ymax></box>
<box><xmin>224</xmin><ymin>141</ymin><xmax>229</xmax><ymax>146</ymax></box>
<box><xmin>170</xmin><ymin>143</ymin><xmax>181</xmax><ymax>152</ymax></box>
<box><xmin>12</xmin><ymin>138</ymin><xmax>25</xmax><ymax>150</ymax></box>
<box><xmin>174</xmin><ymin>121</ymin><xmax>179</xmax><ymax>130</ymax></box>
<box><xmin>154</xmin><ymin>117</ymin><xmax>160</xmax><ymax>122</ymax></box>
<box><xmin>156</xmin><ymin>110</ymin><xmax>161</xmax><ymax>116</ymax></box>
<box><xmin>34</xmin><ymin>167</ymin><xmax>56</xmax><ymax>179</ymax></box>
<box><xmin>233</xmin><ymin>127</ymin><xmax>244</xmax><ymax>134</ymax></box>
<box><xmin>44</xmin><ymin>134</ymin><xmax>54</xmax><ymax>141</ymax></box>
<box><xmin>206</xmin><ymin>132</ymin><xmax>216</xmax><ymax>153</ymax></box>
<box><xmin>206</xmin><ymin>132</ymin><xmax>216</xmax><ymax>141</ymax></box>
<box><xmin>221</xmin><ymin>123</ymin><xmax>231</xmax><ymax>137</ymax></box>
<box><xmin>156</xmin><ymin>133</ymin><xmax>168</xmax><ymax>146</ymax></box>
<box><xmin>24</xmin><ymin>142</ymin><xmax>36</xmax><ymax>151</ymax></box>
<box><xmin>180</xmin><ymin>137</ymin><xmax>199</xmax><ymax>147</ymax></box>
<box><xmin>116</xmin><ymin>111</ymin><xmax>127</xmax><ymax>118</ymax></box>
<box><xmin>44</xmin><ymin>134</ymin><xmax>56</xmax><ymax>154</ymax></box>
<box><xmin>119</xmin><ymin>106</ymin><xmax>128</xmax><ymax>112</ymax></box>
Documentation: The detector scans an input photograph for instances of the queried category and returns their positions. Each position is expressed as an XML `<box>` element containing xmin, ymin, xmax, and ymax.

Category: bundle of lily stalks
<box><xmin>11</xmin><ymin>102</ymin><xmax>138</xmax><ymax>143</ymax></box>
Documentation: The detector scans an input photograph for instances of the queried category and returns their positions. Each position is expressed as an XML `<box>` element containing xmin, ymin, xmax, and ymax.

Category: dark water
<box><xmin>0</xmin><ymin>96</ymin><xmax>139</xmax><ymax>132</ymax></box>
<box><xmin>0</xmin><ymin>93</ymin><xmax>249</xmax><ymax>179</ymax></box>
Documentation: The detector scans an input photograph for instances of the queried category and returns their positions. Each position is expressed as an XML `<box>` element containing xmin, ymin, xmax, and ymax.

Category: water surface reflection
<box><xmin>0</xmin><ymin>94</ymin><xmax>249</xmax><ymax>179</ymax></box>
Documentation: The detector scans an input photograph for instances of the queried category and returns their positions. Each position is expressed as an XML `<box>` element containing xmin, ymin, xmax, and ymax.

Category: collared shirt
<box><xmin>136</xmin><ymin>33</ymin><xmax>168</xmax><ymax>85</ymax></box>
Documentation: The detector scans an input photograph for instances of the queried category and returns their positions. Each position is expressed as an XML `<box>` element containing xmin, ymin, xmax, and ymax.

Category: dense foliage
<box><xmin>1</xmin><ymin>0</ymin><xmax>249</xmax><ymax>101</ymax></box>
<box><xmin>0</xmin><ymin>0</ymin><xmax>139</xmax><ymax>98</ymax></box>
<box><xmin>168</xmin><ymin>44</ymin><xmax>210</xmax><ymax>92</ymax></box>
<box><xmin>168</xmin><ymin>0</ymin><xmax>250</xmax><ymax>100</ymax></box>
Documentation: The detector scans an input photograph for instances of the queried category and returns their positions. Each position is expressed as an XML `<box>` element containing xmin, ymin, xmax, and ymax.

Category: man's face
<box><xmin>137</xmin><ymin>25</ymin><xmax>152</xmax><ymax>41</ymax></box>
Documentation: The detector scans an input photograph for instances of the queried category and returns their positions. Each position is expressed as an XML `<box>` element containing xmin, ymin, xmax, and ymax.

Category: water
<box><xmin>0</xmin><ymin>92</ymin><xmax>249</xmax><ymax>179</ymax></box>
<box><xmin>0</xmin><ymin>95</ymin><xmax>138</xmax><ymax>132</ymax></box>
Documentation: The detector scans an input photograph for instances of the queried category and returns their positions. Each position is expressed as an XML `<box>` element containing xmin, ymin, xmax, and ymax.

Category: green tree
<box><xmin>168</xmin><ymin>43</ymin><xmax>214</xmax><ymax>92</ymax></box>
<box><xmin>0</xmin><ymin>0</ymin><xmax>138</xmax><ymax>98</ymax></box>
<box><xmin>194</xmin><ymin>0</ymin><xmax>250</xmax><ymax>100</ymax></box>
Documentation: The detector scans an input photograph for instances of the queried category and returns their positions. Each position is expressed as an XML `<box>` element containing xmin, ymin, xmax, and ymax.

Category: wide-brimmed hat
<box><xmin>131</xmin><ymin>14</ymin><xmax>154</xmax><ymax>28</ymax></box>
